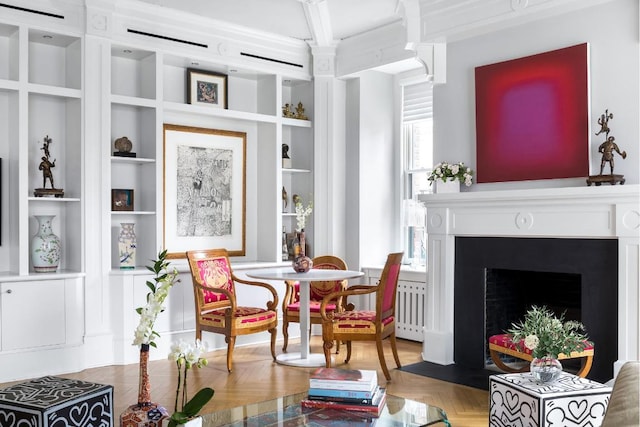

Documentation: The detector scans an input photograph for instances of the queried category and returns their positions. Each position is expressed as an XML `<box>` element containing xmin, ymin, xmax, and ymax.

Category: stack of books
<box><xmin>301</xmin><ymin>368</ymin><xmax>387</xmax><ymax>416</ymax></box>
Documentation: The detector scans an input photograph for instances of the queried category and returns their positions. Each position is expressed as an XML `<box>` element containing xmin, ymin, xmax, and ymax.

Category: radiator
<box><xmin>395</xmin><ymin>280</ymin><xmax>426</xmax><ymax>342</ymax></box>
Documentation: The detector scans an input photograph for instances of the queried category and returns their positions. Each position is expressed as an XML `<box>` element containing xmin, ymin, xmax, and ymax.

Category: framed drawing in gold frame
<box><xmin>163</xmin><ymin>124</ymin><xmax>246</xmax><ymax>258</ymax></box>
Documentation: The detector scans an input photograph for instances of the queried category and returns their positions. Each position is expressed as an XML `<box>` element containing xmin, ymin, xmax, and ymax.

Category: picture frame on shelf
<box><xmin>111</xmin><ymin>189</ymin><xmax>134</xmax><ymax>211</ymax></box>
<box><xmin>187</xmin><ymin>68</ymin><xmax>228</xmax><ymax>109</ymax></box>
<box><xmin>163</xmin><ymin>124</ymin><xmax>246</xmax><ymax>258</ymax></box>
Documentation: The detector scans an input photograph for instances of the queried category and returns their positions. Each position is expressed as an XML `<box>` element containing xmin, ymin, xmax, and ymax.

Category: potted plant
<box><xmin>427</xmin><ymin>161</ymin><xmax>473</xmax><ymax>193</ymax></box>
<box><xmin>507</xmin><ymin>305</ymin><xmax>590</xmax><ymax>383</ymax></box>
<box><xmin>164</xmin><ymin>340</ymin><xmax>214</xmax><ymax>426</ymax></box>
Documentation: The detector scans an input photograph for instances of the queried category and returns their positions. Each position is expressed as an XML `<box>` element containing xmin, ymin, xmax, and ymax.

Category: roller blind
<box><xmin>402</xmin><ymin>81</ymin><xmax>433</xmax><ymax>123</ymax></box>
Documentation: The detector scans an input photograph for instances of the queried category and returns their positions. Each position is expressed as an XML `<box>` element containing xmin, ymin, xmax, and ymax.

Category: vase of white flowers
<box><xmin>120</xmin><ymin>250</ymin><xmax>179</xmax><ymax>427</ymax></box>
<box><xmin>163</xmin><ymin>340</ymin><xmax>214</xmax><ymax>427</ymax></box>
<box><xmin>507</xmin><ymin>305</ymin><xmax>590</xmax><ymax>383</ymax></box>
<box><xmin>428</xmin><ymin>161</ymin><xmax>474</xmax><ymax>193</ymax></box>
<box><xmin>292</xmin><ymin>198</ymin><xmax>313</xmax><ymax>272</ymax></box>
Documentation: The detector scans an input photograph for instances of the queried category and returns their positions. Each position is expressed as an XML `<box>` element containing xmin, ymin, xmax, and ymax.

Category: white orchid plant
<box><xmin>294</xmin><ymin>199</ymin><xmax>313</xmax><ymax>232</ymax></box>
<box><xmin>428</xmin><ymin>161</ymin><xmax>474</xmax><ymax>187</ymax></box>
<box><xmin>166</xmin><ymin>340</ymin><xmax>214</xmax><ymax>426</ymax></box>
<box><xmin>133</xmin><ymin>249</ymin><xmax>179</xmax><ymax>348</ymax></box>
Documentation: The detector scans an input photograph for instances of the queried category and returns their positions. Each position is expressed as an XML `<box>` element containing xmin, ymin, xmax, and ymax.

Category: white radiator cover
<box><xmin>418</xmin><ymin>185</ymin><xmax>640</xmax><ymax>368</ymax></box>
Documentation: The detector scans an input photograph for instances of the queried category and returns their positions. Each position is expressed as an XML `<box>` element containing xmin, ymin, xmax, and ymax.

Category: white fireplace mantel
<box><xmin>418</xmin><ymin>185</ymin><xmax>640</xmax><ymax>370</ymax></box>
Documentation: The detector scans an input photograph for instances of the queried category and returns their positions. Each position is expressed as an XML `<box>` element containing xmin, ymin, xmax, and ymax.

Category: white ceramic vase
<box><xmin>31</xmin><ymin>215</ymin><xmax>61</xmax><ymax>273</ymax></box>
<box><xmin>118</xmin><ymin>222</ymin><xmax>137</xmax><ymax>269</ymax></box>
<box><xmin>435</xmin><ymin>180</ymin><xmax>460</xmax><ymax>194</ymax></box>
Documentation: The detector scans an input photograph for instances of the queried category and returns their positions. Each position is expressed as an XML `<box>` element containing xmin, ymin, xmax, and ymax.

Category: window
<box><xmin>401</xmin><ymin>80</ymin><xmax>433</xmax><ymax>267</ymax></box>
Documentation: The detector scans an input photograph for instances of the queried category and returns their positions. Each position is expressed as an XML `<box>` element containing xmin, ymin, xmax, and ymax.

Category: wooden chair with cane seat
<box><xmin>186</xmin><ymin>248</ymin><xmax>279</xmax><ymax>373</ymax></box>
<box><xmin>320</xmin><ymin>252</ymin><xmax>404</xmax><ymax>381</ymax></box>
<box><xmin>281</xmin><ymin>255</ymin><xmax>348</xmax><ymax>353</ymax></box>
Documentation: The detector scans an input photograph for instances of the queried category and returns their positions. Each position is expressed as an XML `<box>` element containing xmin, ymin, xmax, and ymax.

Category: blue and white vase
<box><xmin>31</xmin><ymin>215</ymin><xmax>61</xmax><ymax>273</ymax></box>
<box><xmin>118</xmin><ymin>222</ymin><xmax>137</xmax><ymax>269</ymax></box>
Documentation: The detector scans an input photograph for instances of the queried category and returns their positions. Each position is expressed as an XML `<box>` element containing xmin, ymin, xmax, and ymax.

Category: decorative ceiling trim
<box><xmin>300</xmin><ymin>0</ymin><xmax>334</xmax><ymax>46</ymax></box>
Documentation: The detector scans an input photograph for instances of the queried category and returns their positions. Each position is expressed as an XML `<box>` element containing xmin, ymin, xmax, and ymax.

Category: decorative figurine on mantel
<box><xmin>282</xmin><ymin>143</ymin><xmax>292</xmax><ymax>169</ymax></box>
<box><xmin>113</xmin><ymin>136</ymin><xmax>136</xmax><ymax>157</ymax></box>
<box><xmin>34</xmin><ymin>135</ymin><xmax>64</xmax><ymax>198</ymax></box>
<box><xmin>587</xmin><ymin>109</ymin><xmax>627</xmax><ymax>186</ymax></box>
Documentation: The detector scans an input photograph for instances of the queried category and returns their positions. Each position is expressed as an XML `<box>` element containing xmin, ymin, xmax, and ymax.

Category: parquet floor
<box><xmin>1</xmin><ymin>337</ymin><xmax>489</xmax><ymax>426</ymax></box>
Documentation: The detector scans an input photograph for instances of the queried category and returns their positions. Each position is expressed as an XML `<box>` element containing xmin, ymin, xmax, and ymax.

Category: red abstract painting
<box><xmin>475</xmin><ymin>43</ymin><xmax>590</xmax><ymax>183</ymax></box>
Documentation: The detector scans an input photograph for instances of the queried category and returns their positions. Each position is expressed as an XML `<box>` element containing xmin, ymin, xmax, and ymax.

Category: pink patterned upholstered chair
<box><xmin>186</xmin><ymin>248</ymin><xmax>279</xmax><ymax>372</ymax></box>
<box><xmin>320</xmin><ymin>252</ymin><xmax>404</xmax><ymax>381</ymax></box>
<box><xmin>281</xmin><ymin>255</ymin><xmax>348</xmax><ymax>353</ymax></box>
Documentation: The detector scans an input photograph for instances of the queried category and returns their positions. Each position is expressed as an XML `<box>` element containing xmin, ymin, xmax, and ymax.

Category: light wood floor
<box><xmin>1</xmin><ymin>337</ymin><xmax>489</xmax><ymax>426</ymax></box>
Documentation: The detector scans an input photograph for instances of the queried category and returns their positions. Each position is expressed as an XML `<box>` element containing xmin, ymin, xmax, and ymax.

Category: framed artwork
<box><xmin>187</xmin><ymin>68</ymin><xmax>228</xmax><ymax>109</ymax></box>
<box><xmin>163</xmin><ymin>124</ymin><xmax>246</xmax><ymax>258</ymax></box>
<box><xmin>475</xmin><ymin>43</ymin><xmax>590</xmax><ymax>183</ymax></box>
<box><xmin>111</xmin><ymin>189</ymin><xmax>134</xmax><ymax>211</ymax></box>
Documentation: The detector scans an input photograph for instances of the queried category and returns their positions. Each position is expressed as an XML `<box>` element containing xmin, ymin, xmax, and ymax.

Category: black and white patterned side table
<box><xmin>489</xmin><ymin>372</ymin><xmax>611</xmax><ymax>427</ymax></box>
<box><xmin>0</xmin><ymin>376</ymin><xmax>113</xmax><ymax>427</ymax></box>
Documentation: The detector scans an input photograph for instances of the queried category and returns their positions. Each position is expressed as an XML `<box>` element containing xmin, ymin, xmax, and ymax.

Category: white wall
<box><xmin>434</xmin><ymin>0</ymin><xmax>639</xmax><ymax>191</ymax></box>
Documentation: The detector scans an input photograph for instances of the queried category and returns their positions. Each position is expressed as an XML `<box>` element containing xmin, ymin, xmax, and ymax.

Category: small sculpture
<box><xmin>34</xmin><ymin>135</ymin><xmax>64</xmax><ymax>198</ymax></box>
<box><xmin>282</xmin><ymin>143</ymin><xmax>292</xmax><ymax>169</ymax></box>
<box><xmin>282</xmin><ymin>186</ymin><xmax>288</xmax><ymax>212</ymax></box>
<box><xmin>294</xmin><ymin>102</ymin><xmax>308</xmax><ymax>120</ymax></box>
<box><xmin>113</xmin><ymin>136</ymin><xmax>136</xmax><ymax>157</ymax></box>
<box><xmin>282</xmin><ymin>103</ymin><xmax>295</xmax><ymax>118</ymax></box>
<box><xmin>587</xmin><ymin>109</ymin><xmax>626</xmax><ymax>186</ymax></box>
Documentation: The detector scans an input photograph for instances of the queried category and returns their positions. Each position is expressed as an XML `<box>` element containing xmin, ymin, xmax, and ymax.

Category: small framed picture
<box><xmin>187</xmin><ymin>68</ymin><xmax>228</xmax><ymax>109</ymax></box>
<box><xmin>111</xmin><ymin>189</ymin><xmax>134</xmax><ymax>211</ymax></box>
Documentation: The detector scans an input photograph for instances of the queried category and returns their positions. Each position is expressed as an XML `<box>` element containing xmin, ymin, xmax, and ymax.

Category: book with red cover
<box><xmin>301</xmin><ymin>388</ymin><xmax>387</xmax><ymax>416</ymax></box>
<box><xmin>309</xmin><ymin>368</ymin><xmax>378</xmax><ymax>392</ymax></box>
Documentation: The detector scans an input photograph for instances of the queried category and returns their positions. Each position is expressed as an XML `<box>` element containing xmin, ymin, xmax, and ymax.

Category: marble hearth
<box><xmin>418</xmin><ymin>185</ymin><xmax>639</xmax><ymax>376</ymax></box>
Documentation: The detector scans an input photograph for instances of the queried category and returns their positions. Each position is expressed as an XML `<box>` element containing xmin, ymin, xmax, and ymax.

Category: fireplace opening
<box><xmin>485</xmin><ymin>268</ymin><xmax>582</xmax><ymax>370</ymax></box>
<box><xmin>454</xmin><ymin>237</ymin><xmax>618</xmax><ymax>383</ymax></box>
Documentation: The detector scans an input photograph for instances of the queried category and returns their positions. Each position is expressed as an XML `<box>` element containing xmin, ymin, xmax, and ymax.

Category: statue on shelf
<box><xmin>34</xmin><ymin>135</ymin><xmax>64</xmax><ymax>198</ymax></box>
<box><xmin>294</xmin><ymin>102</ymin><xmax>308</xmax><ymax>120</ymax></box>
<box><xmin>587</xmin><ymin>109</ymin><xmax>626</xmax><ymax>186</ymax></box>
<box><xmin>282</xmin><ymin>103</ymin><xmax>295</xmax><ymax>118</ymax></box>
<box><xmin>282</xmin><ymin>143</ymin><xmax>292</xmax><ymax>168</ymax></box>
<box><xmin>113</xmin><ymin>136</ymin><xmax>136</xmax><ymax>157</ymax></box>
<box><xmin>282</xmin><ymin>186</ymin><xmax>288</xmax><ymax>212</ymax></box>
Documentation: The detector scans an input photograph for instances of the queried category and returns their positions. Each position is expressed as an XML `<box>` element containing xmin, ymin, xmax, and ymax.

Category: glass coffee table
<box><xmin>202</xmin><ymin>391</ymin><xmax>450</xmax><ymax>426</ymax></box>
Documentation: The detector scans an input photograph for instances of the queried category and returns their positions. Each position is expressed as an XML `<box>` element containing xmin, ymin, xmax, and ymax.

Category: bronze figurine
<box><xmin>34</xmin><ymin>135</ymin><xmax>64</xmax><ymax>197</ymax></box>
<box><xmin>587</xmin><ymin>109</ymin><xmax>626</xmax><ymax>186</ymax></box>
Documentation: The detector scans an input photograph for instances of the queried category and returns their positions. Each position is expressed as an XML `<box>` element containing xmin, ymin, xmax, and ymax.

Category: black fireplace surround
<box><xmin>454</xmin><ymin>237</ymin><xmax>618</xmax><ymax>383</ymax></box>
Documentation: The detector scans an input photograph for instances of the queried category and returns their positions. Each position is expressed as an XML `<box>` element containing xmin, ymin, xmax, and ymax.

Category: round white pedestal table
<box><xmin>246</xmin><ymin>267</ymin><xmax>364</xmax><ymax>367</ymax></box>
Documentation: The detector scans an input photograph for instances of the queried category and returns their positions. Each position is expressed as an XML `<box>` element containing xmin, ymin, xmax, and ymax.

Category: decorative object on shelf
<box><xmin>31</xmin><ymin>214</ymin><xmax>61</xmax><ymax>273</ymax></box>
<box><xmin>507</xmin><ymin>305</ymin><xmax>590</xmax><ymax>383</ymax></box>
<box><xmin>428</xmin><ymin>161</ymin><xmax>473</xmax><ymax>193</ymax></box>
<box><xmin>282</xmin><ymin>186</ymin><xmax>288</xmax><ymax>212</ymax></box>
<box><xmin>292</xmin><ymin>198</ymin><xmax>313</xmax><ymax>272</ymax></box>
<box><xmin>121</xmin><ymin>250</ymin><xmax>179</xmax><ymax>427</ymax></box>
<box><xmin>164</xmin><ymin>340</ymin><xmax>214</xmax><ymax>427</ymax></box>
<box><xmin>294</xmin><ymin>102</ymin><xmax>308</xmax><ymax>120</ymax></box>
<box><xmin>34</xmin><ymin>135</ymin><xmax>64</xmax><ymax>198</ymax></box>
<box><xmin>163</xmin><ymin>124</ymin><xmax>246</xmax><ymax>258</ymax></box>
<box><xmin>112</xmin><ymin>188</ymin><xmax>134</xmax><ymax>211</ymax></box>
<box><xmin>114</xmin><ymin>136</ymin><xmax>136</xmax><ymax>157</ymax></box>
<box><xmin>187</xmin><ymin>68</ymin><xmax>228</xmax><ymax>109</ymax></box>
<box><xmin>587</xmin><ymin>109</ymin><xmax>627</xmax><ymax>186</ymax></box>
<box><xmin>118</xmin><ymin>223</ymin><xmax>137</xmax><ymax>269</ymax></box>
<box><xmin>282</xmin><ymin>143</ymin><xmax>292</xmax><ymax>169</ymax></box>
<box><xmin>476</xmin><ymin>43</ymin><xmax>589</xmax><ymax>183</ymax></box>
<box><xmin>281</xmin><ymin>226</ymin><xmax>289</xmax><ymax>261</ymax></box>
<box><xmin>282</xmin><ymin>103</ymin><xmax>295</xmax><ymax>118</ymax></box>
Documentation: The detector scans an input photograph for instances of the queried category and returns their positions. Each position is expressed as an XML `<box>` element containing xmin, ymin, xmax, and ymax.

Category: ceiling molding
<box><xmin>300</xmin><ymin>0</ymin><xmax>334</xmax><ymax>46</ymax></box>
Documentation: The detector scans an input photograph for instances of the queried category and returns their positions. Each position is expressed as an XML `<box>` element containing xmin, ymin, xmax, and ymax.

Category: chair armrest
<box><xmin>282</xmin><ymin>280</ymin><xmax>298</xmax><ymax>312</ymax></box>
<box><xmin>192</xmin><ymin>282</ymin><xmax>237</xmax><ymax>313</ymax></box>
<box><xmin>320</xmin><ymin>284</ymin><xmax>378</xmax><ymax>321</ymax></box>
<box><xmin>232</xmin><ymin>274</ymin><xmax>279</xmax><ymax>310</ymax></box>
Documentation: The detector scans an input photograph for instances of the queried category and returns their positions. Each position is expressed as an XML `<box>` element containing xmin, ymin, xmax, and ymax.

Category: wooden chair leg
<box><xmin>376</xmin><ymin>338</ymin><xmax>391</xmax><ymax>381</ymax></box>
<box><xmin>389</xmin><ymin>333</ymin><xmax>401</xmax><ymax>368</ymax></box>
<box><xmin>576</xmin><ymin>355</ymin><xmax>593</xmax><ymax>378</ymax></box>
<box><xmin>226</xmin><ymin>336</ymin><xmax>236</xmax><ymax>373</ymax></box>
<box><xmin>323</xmin><ymin>339</ymin><xmax>333</xmax><ymax>368</ymax></box>
<box><xmin>345</xmin><ymin>341</ymin><xmax>352</xmax><ymax>363</ymax></box>
<box><xmin>269</xmin><ymin>327</ymin><xmax>277</xmax><ymax>361</ymax></box>
<box><xmin>490</xmin><ymin>349</ymin><xmax>528</xmax><ymax>373</ymax></box>
<box><xmin>282</xmin><ymin>319</ymin><xmax>289</xmax><ymax>352</ymax></box>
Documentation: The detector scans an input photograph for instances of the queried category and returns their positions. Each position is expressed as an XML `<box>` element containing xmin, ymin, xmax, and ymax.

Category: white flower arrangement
<box><xmin>294</xmin><ymin>200</ymin><xmax>313</xmax><ymax>232</ymax></box>
<box><xmin>133</xmin><ymin>250</ymin><xmax>180</xmax><ymax>347</ymax></box>
<box><xmin>166</xmin><ymin>340</ymin><xmax>214</xmax><ymax>426</ymax></box>
<box><xmin>427</xmin><ymin>161</ymin><xmax>474</xmax><ymax>187</ymax></box>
